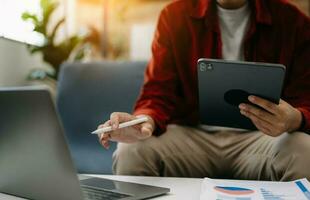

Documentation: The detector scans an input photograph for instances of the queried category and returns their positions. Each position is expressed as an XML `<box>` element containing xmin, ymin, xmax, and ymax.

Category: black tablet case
<box><xmin>197</xmin><ymin>59</ymin><xmax>286</xmax><ymax>130</ymax></box>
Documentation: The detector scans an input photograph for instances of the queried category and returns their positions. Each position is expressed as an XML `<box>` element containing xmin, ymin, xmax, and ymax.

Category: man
<box><xmin>99</xmin><ymin>0</ymin><xmax>310</xmax><ymax>181</ymax></box>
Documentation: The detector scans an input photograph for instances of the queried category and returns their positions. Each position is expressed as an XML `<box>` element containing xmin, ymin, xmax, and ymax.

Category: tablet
<box><xmin>197</xmin><ymin>58</ymin><xmax>286</xmax><ymax>130</ymax></box>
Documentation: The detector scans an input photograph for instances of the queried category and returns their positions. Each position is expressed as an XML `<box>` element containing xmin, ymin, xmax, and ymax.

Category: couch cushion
<box><xmin>56</xmin><ymin>61</ymin><xmax>147</xmax><ymax>174</ymax></box>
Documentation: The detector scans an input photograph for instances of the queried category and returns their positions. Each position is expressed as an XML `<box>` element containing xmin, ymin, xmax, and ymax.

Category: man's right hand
<box><xmin>98</xmin><ymin>112</ymin><xmax>155</xmax><ymax>149</ymax></box>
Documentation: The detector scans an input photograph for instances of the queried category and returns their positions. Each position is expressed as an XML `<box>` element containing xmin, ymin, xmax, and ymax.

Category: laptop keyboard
<box><xmin>82</xmin><ymin>186</ymin><xmax>132</xmax><ymax>200</ymax></box>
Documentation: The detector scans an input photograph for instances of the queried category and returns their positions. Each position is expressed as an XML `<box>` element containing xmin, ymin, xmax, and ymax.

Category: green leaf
<box><xmin>30</xmin><ymin>46</ymin><xmax>44</xmax><ymax>54</ymax></box>
<box><xmin>50</xmin><ymin>17</ymin><xmax>65</xmax><ymax>42</ymax></box>
<box><xmin>33</xmin><ymin>25</ymin><xmax>45</xmax><ymax>34</ymax></box>
<box><xmin>36</xmin><ymin>0</ymin><xmax>59</xmax><ymax>35</ymax></box>
<box><xmin>73</xmin><ymin>48</ymin><xmax>85</xmax><ymax>61</ymax></box>
<box><xmin>42</xmin><ymin>1</ymin><xmax>58</xmax><ymax>33</ymax></box>
<box><xmin>21</xmin><ymin>12</ymin><xmax>39</xmax><ymax>25</ymax></box>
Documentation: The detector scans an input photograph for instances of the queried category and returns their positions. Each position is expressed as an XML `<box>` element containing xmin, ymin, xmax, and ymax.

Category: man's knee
<box><xmin>112</xmin><ymin>140</ymin><xmax>159</xmax><ymax>176</ymax></box>
<box><xmin>275</xmin><ymin>132</ymin><xmax>310</xmax><ymax>156</ymax></box>
<box><xmin>272</xmin><ymin>132</ymin><xmax>310</xmax><ymax>180</ymax></box>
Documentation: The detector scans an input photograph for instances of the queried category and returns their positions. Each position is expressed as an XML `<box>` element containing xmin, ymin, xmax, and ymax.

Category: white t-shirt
<box><xmin>217</xmin><ymin>2</ymin><xmax>251</xmax><ymax>61</ymax></box>
<box><xmin>201</xmin><ymin>2</ymin><xmax>251</xmax><ymax>132</ymax></box>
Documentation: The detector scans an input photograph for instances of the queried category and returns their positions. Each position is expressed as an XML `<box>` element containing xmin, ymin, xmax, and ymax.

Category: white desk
<box><xmin>0</xmin><ymin>175</ymin><xmax>203</xmax><ymax>200</ymax></box>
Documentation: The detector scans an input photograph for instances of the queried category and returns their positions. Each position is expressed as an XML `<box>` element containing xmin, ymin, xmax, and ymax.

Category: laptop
<box><xmin>0</xmin><ymin>87</ymin><xmax>170</xmax><ymax>200</ymax></box>
<box><xmin>197</xmin><ymin>58</ymin><xmax>286</xmax><ymax>130</ymax></box>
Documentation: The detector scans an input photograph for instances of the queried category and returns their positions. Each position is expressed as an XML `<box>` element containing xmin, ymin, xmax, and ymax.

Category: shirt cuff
<box><xmin>297</xmin><ymin>107</ymin><xmax>310</xmax><ymax>134</ymax></box>
<box><xmin>133</xmin><ymin>108</ymin><xmax>167</xmax><ymax>136</ymax></box>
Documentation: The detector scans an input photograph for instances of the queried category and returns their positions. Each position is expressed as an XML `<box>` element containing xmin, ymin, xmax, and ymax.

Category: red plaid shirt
<box><xmin>134</xmin><ymin>0</ymin><xmax>310</xmax><ymax>135</ymax></box>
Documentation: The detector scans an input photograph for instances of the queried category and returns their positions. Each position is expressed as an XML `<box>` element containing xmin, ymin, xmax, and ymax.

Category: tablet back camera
<box><xmin>199</xmin><ymin>63</ymin><xmax>213</xmax><ymax>72</ymax></box>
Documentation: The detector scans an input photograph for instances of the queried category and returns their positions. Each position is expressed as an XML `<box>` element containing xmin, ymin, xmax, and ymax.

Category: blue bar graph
<box><xmin>295</xmin><ymin>181</ymin><xmax>310</xmax><ymax>200</ymax></box>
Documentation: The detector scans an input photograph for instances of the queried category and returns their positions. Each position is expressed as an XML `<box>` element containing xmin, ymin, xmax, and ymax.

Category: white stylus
<box><xmin>91</xmin><ymin>116</ymin><xmax>148</xmax><ymax>135</ymax></box>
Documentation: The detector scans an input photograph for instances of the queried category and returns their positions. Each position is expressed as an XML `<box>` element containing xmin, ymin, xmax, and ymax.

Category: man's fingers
<box><xmin>248</xmin><ymin>95</ymin><xmax>278</xmax><ymax>115</ymax></box>
<box><xmin>240</xmin><ymin>109</ymin><xmax>273</xmax><ymax>128</ymax></box>
<box><xmin>239</xmin><ymin>104</ymin><xmax>276</xmax><ymax>124</ymax></box>
<box><xmin>242</xmin><ymin>111</ymin><xmax>272</xmax><ymax>135</ymax></box>
<box><xmin>110</xmin><ymin>112</ymin><xmax>135</xmax><ymax>130</ymax></box>
<box><xmin>99</xmin><ymin>132</ymin><xmax>111</xmax><ymax>140</ymax></box>
<box><xmin>97</xmin><ymin>120</ymin><xmax>111</xmax><ymax>140</ymax></box>
<box><xmin>99</xmin><ymin>136</ymin><xmax>110</xmax><ymax>149</ymax></box>
<box><xmin>98</xmin><ymin>120</ymin><xmax>111</xmax><ymax>129</ymax></box>
<box><xmin>254</xmin><ymin>121</ymin><xmax>272</xmax><ymax>135</ymax></box>
<box><xmin>241</xmin><ymin>110</ymin><xmax>273</xmax><ymax>133</ymax></box>
<box><xmin>138</xmin><ymin>123</ymin><xmax>153</xmax><ymax>139</ymax></box>
<box><xmin>110</xmin><ymin>113</ymin><xmax>120</xmax><ymax>130</ymax></box>
<box><xmin>97</xmin><ymin>114</ymin><xmax>154</xmax><ymax>145</ymax></box>
<box><xmin>102</xmin><ymin>140</ymin><xmax>110</xmax><ymax>149</ymax></box>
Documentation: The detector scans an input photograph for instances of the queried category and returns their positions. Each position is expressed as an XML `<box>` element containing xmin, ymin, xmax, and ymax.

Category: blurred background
<box><xmin>0</xmin><ymin>0</ymin><xmax>309</xmax><ymax>86</ymax></box>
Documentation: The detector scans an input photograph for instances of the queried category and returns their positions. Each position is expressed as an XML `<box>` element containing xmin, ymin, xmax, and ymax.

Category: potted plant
<box><xmin>22</xmin><ymin>0</ymin><xmax>87</xmax><ymax>82</ymax></box>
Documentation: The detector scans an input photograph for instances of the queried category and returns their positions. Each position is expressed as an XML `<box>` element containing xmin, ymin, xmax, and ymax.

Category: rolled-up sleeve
<box><xmin>133</xmin><ymin>8</ymin><xmax>180</xmax><ymax>135</ymax></box>
<box><xmin>284</xmin><ymin>14</ymin><xmax>310</xmax><ymax>133</ymax></box>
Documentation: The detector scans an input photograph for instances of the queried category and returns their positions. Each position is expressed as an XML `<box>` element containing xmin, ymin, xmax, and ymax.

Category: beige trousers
<box><xmin>112</xmin><ymin>125</ymin><xmax>310</xmax><ymax>181</ymax></box>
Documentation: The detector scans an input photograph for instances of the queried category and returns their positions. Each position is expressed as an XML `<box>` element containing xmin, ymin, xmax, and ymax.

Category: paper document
<box><xmin>200</xmin><ymin>178</ymin><xmax>310</xmax><ymax>200</ymax></box>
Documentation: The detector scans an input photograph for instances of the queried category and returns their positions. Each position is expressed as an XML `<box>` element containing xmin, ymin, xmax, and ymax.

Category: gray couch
<box><xmin>56</xmin><ymin>61</ymin><xmax>147</xmax><ymax>174</ymax></box>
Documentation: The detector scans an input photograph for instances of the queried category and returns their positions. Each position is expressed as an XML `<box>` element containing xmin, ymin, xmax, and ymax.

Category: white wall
<box><xmin>130</xmin><ymin>24</ymin><xmax>155</xmax><ymax>61</ymax></box>
<box><xmin>0</xmin><ymin>37</ymin><xmax>48</xmax><ymax>86</ymax></box>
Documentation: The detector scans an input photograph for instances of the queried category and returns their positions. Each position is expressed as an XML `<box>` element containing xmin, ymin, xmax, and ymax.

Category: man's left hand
<box><xmin>239</xmin><ymin>96</ymin><xmax>303</xmax><ymax>137</ymax></box>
